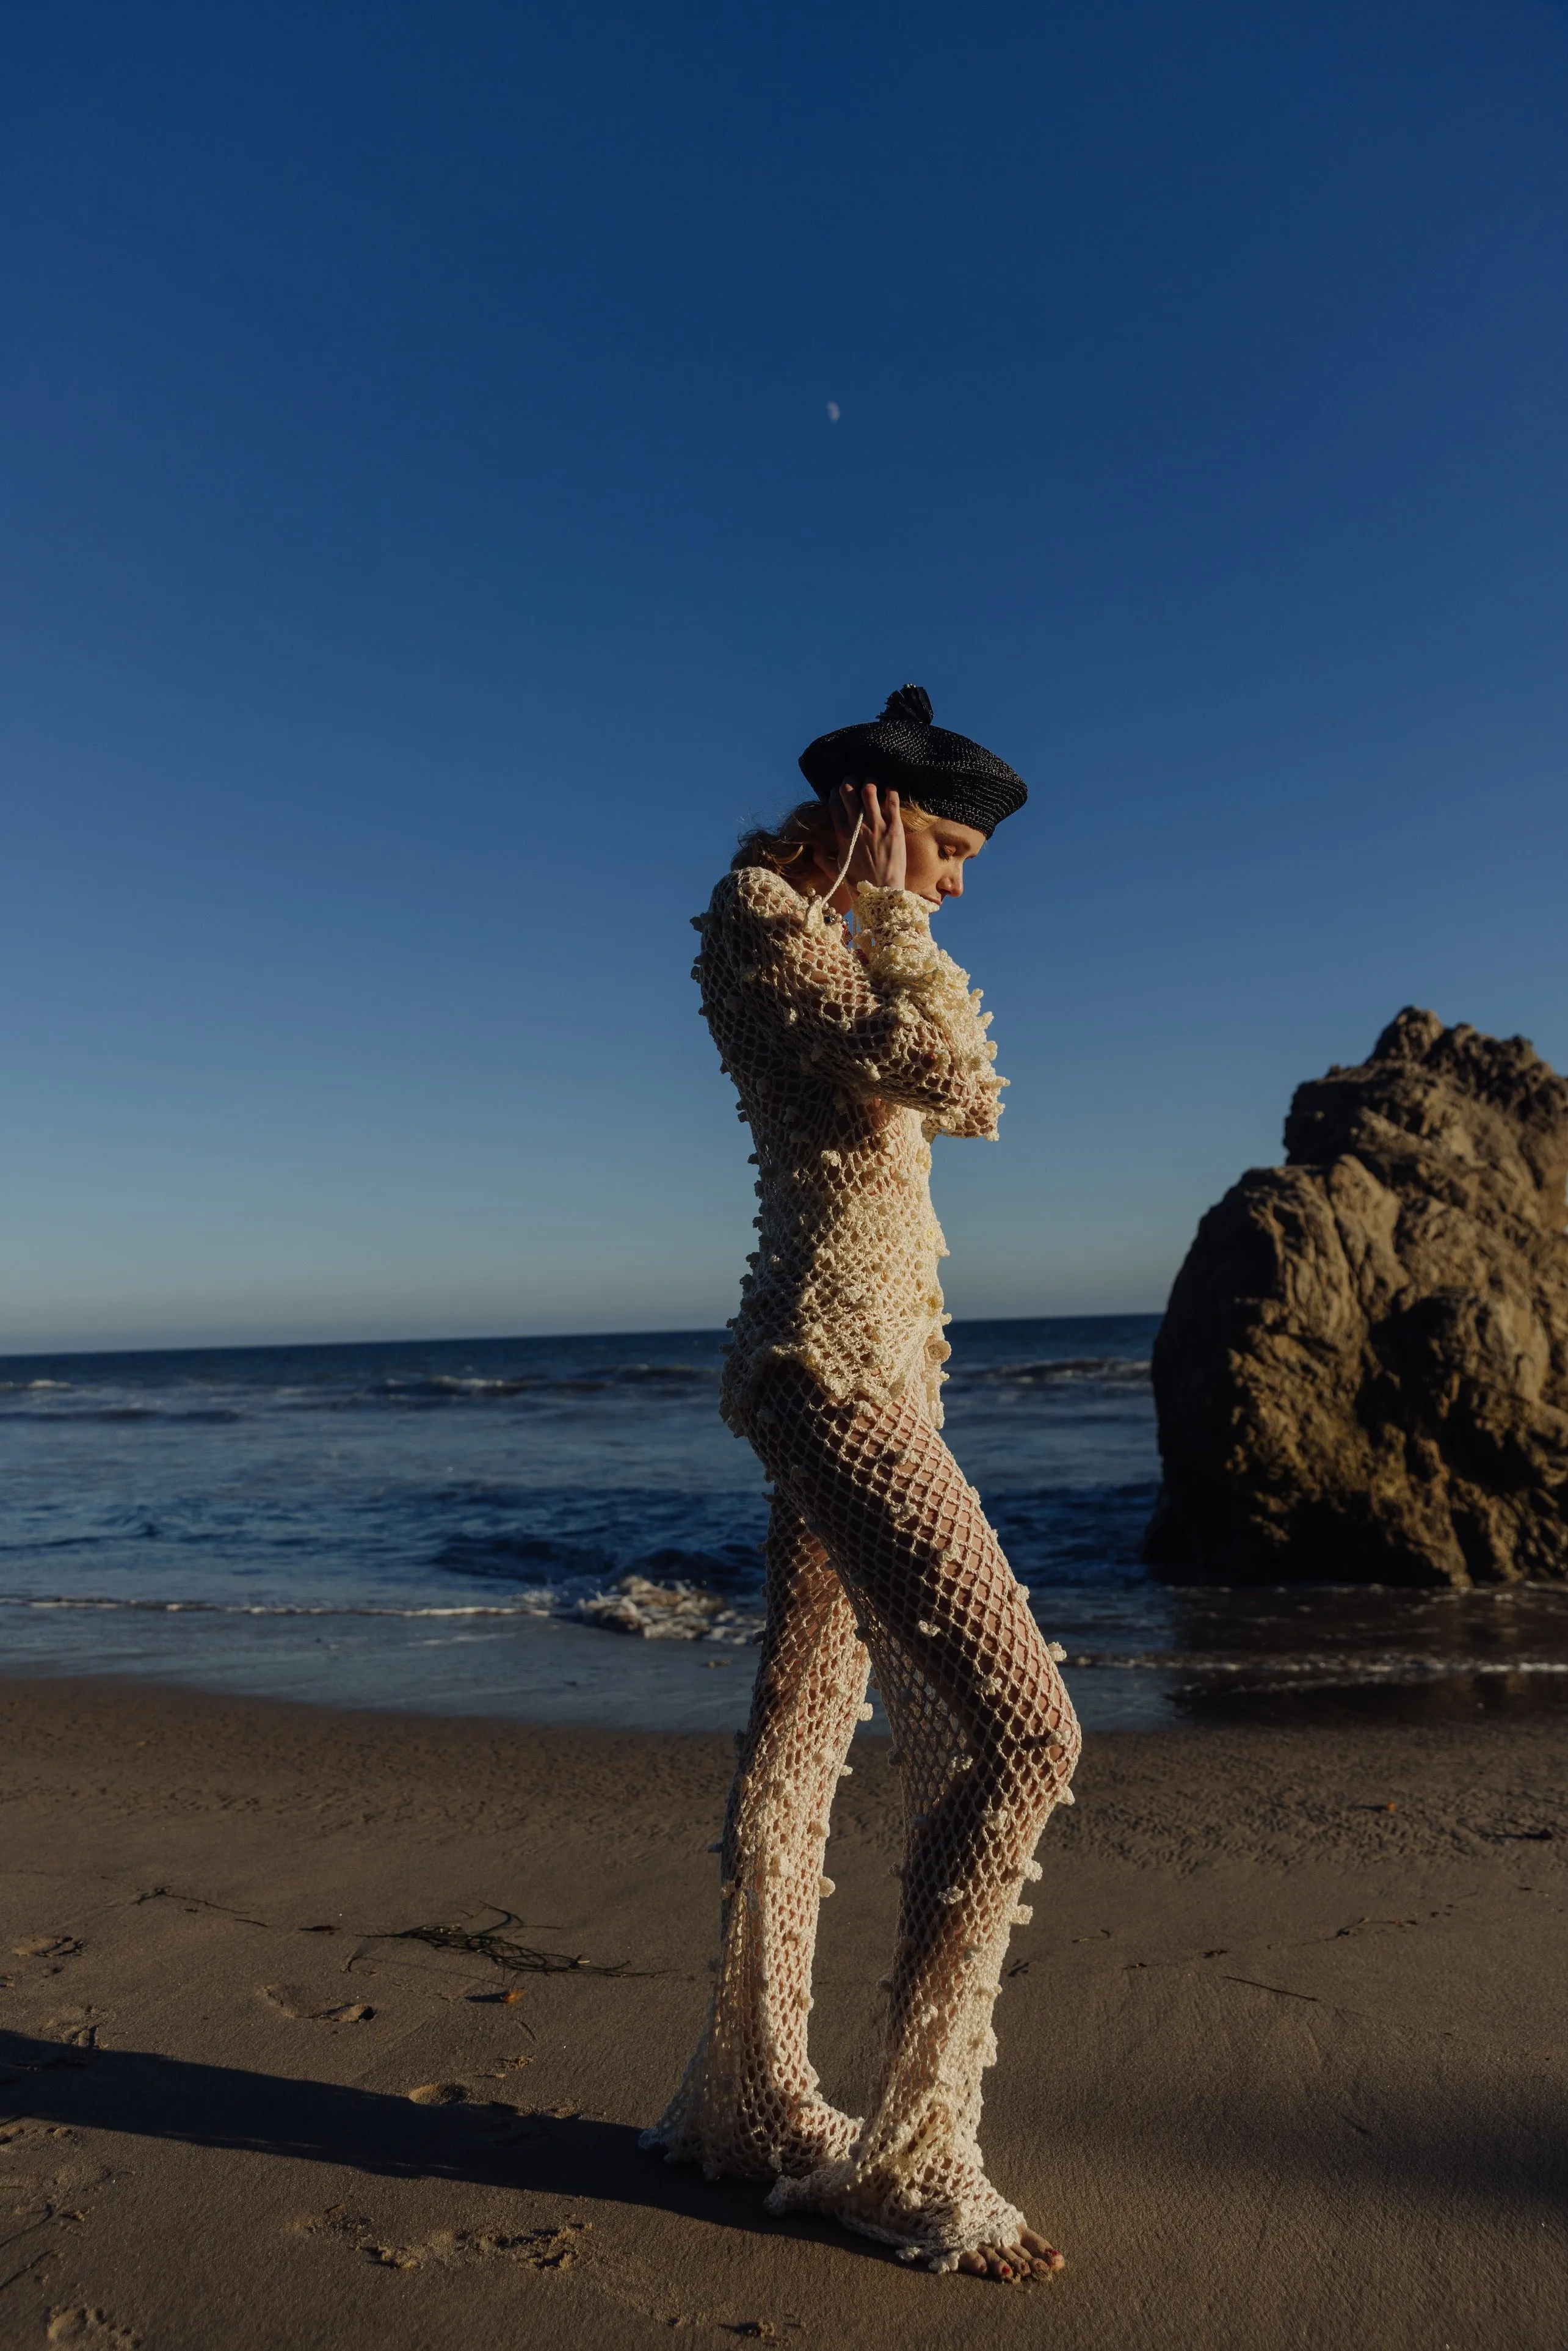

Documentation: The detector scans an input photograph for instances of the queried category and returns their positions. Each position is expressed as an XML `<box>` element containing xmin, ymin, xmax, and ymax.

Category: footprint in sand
<box><xmin>405</xmin><ymin>2087</ymin><xmax>545</xmax><ymax>2141</ymax></box>
<box><xmin>259</xmin><ymin>1985</ymin><xmax>374</xmax><ymax>2023</ymax></box>
<box><xmin>0</xmin><ymin>2121</ymin><xmax>72</xmax><ymax>2149</ymax></box>
<box><xmin>45</xmin><ymin>2010</ymin><xmax>103</xmax><ymax>2051</ymax></box>
<box><xmin>46</xmin><ymin>2313</ymin><xmax>141</xmax><ymax>2347</ymax></box>
<box><xmin>303</xmin><ymin>2207</ymin><xmax>590</xmax><ymax>2271</ymax></box>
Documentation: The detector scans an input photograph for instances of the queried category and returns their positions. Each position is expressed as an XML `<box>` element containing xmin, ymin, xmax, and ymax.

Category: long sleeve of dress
<box><xmin>703</xmin><ymin>868</ymin><xmax>1004</xmax><ymax>1139</ymax></box>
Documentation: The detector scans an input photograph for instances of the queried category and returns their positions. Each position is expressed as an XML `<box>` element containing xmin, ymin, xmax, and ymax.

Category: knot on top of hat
<box><xmin>882</xmin><ymin>683</ymin><xmax>933</xmax><ymax>728</ymax></box>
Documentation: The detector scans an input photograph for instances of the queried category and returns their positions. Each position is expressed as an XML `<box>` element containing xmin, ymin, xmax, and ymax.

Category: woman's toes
<box><xmin>960</xmin><ymin>2239</ymin><xmax>1062</xmax><ymax>2283</ymax></box>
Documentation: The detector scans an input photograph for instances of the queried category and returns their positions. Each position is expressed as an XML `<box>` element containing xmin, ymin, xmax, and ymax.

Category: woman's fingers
<box><xmin>857</xmin><ymin>782</ymin><xmax>903</xmax><ymax>890</ymax></box>
<box><xmin>829</xmin><ymin>779</ymin><xmax>906</xmax><ymax>893</ymax></box>
<box><xmin>843</xmin><ymin>781</ymin><xmax>882</xmax><ymax>849</ymax></box>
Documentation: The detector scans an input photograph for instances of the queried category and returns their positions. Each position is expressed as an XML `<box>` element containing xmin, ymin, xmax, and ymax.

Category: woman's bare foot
<box><xmin>767</xmin><ymin>2142</ymin><xmax>1058</xmax><ymax>2278</ymax></box>
<box><xmin>956</xmin><ymin>2228</ymin><xmax>1064</xmax><ymax>2282</ymax></box>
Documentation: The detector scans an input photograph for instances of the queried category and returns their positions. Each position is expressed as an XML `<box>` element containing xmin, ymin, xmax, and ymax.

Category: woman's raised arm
<box><xmin>700</xmin><ymin>867</ymin><xmax>1004</xmax><ymax>1138</ymax></box>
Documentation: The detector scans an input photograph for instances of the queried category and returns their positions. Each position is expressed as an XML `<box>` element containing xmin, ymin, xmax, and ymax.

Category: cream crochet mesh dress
<box><xmin>640</xmin><ymin>865</ymin><xmax>1080</xmax><ymax>2272</ymax></box>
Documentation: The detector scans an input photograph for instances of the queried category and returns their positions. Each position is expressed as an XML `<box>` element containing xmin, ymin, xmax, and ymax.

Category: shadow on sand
<box><xmin>0</xmin><ymin>2026</ymin><xmax>833</xmax><ymax>2250</ymax></box>
<box><xmin>6</xmin><ymin>2019</ymin><xmax>1567</xmax><ymax>2235</ymax></box>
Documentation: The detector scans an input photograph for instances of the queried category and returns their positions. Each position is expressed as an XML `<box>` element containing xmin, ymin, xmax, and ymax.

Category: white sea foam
<box><xmin>0</xmin><ymin>1578</ymin><xmax>767</xmax><ymax>1644</ymax></box>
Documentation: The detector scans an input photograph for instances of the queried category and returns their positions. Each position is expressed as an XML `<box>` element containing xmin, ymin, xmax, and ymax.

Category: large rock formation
<box><xmin>1145</xmin><ymin>1009</ymin><xmax>1568</xmax><ymax>1586</ymax></box>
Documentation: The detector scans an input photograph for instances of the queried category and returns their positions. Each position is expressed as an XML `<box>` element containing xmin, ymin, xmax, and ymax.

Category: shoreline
<box><xmin>2</xmin><ymin>1676</ymin><xmax>1564</xmax><ymax>2347</ymax></box>
<box><xmin>0</xmin><ymin>1608</ymin><xmax>1192</xmax><ymax>1734</ymax></box>
<box><xmin>9</xmin><ymin>1602</ymin><xmax>1568</xmax><ymax>1740</ymax></box>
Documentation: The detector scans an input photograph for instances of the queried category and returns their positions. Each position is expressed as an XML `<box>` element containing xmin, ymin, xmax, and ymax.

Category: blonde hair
<box><xmin>733</xmin><ymin>793</ymin><xmax>938</xmax><ymax>880</ymax></box>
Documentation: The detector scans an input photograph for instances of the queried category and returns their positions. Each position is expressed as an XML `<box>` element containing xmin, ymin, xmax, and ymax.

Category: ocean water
<box><xmin>3</xmin><ymin>1315</ymin><xmax>1566</xmax><ymax>1732</ymax></box>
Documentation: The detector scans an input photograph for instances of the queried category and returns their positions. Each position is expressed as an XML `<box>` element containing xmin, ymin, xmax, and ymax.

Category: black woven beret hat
<box><xmin>798</xmin><ymin>683</ymin><xmax>1027</xmax><ymax>836</ymax></box>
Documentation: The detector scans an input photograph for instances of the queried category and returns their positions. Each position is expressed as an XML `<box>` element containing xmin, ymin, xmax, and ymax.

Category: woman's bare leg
<box><xmin>749</xmin><ymin>1365</ymin><xmax>1080</xmax><ymax>2276</ymax></box>
<box><xmin>641</xmin><ymin>1495</ymin><xmax>871</xmax><ymax>2179</ymax></box>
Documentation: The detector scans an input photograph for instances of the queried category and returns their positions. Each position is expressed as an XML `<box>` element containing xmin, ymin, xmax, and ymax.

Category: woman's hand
<box><xmin>832</xmin><ymin>779</ymin><xmax>907</xmax><ymax>895</ymax></box>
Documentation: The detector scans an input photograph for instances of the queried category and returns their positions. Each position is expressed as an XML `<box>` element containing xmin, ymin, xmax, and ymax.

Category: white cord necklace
<box><xmin>825</xmin><ymin>812</ymin><xmax>864</xmax><ymax>904</ymax></box>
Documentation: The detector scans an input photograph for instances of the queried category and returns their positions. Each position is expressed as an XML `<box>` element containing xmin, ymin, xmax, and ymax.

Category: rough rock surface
<box><xmin>1145</xmin><ymin>1008</ymin><xmax>1568</xmax><ymax>1587</ymax></box>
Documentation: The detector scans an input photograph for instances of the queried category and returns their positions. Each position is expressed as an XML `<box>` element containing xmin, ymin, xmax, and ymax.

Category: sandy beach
<box><xmin>1</xmin><ymin>1677</ymin><xmax>1563</xmax><ymax>2350</ymax></box>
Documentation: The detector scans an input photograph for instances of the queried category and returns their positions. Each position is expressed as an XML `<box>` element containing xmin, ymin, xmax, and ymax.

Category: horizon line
<box><xmin>0</xmin><ymin>1306</ymin><xmax>1167</xmax><ymax>1366</ymax></box>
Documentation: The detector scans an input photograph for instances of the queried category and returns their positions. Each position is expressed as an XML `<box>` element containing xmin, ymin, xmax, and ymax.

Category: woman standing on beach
<box><xmin>642</xmin><ymin>686</ymin><xmax>1080</xmax><ymax>2282</ymax></box>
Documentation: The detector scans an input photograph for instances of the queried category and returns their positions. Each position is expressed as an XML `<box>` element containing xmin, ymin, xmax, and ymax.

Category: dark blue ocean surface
<box><xmin>2</xmin><ymin>1316</ymin><xmax>1565</xmax><ymax>1729</ymax></box>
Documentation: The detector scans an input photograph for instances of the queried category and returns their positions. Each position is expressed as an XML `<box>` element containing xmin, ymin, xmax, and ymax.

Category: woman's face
<box><xmin>901</xmin><ymin>815</ymin><xmax>987</xmax><ymax>910</ymax></box>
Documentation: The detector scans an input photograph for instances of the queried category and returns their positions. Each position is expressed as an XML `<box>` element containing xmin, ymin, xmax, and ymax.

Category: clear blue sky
<box><xmin>5</xmin><ymin>0</ymin><xmax>1568</xmax><ymax>1351</ymax></box>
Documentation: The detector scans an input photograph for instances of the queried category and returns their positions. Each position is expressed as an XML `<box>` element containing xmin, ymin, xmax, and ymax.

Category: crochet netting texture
<box><xmin>639</xmin><ymin>867</ymin><xmax>1081</xmax><ymax>2272</ymax></box>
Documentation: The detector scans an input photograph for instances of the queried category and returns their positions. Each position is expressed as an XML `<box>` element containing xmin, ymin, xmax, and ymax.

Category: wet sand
<box><xmin>1</xmin><ymin>1676</ymin><xmax>1564</xmax><ymax>2350</ymax></box>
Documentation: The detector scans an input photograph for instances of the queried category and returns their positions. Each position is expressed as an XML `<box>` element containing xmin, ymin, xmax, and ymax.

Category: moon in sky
<box><xmin>826</xmin><ymin>401</ymin><xmax>841</xmax><ymax>423</ymax></box>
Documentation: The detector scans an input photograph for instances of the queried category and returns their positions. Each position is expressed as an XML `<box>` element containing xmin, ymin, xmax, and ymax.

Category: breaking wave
<box><xmin>953</xmin><ymin>1357</ymin><xmax>1151</xmax><ymax>1389</ymax></box>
